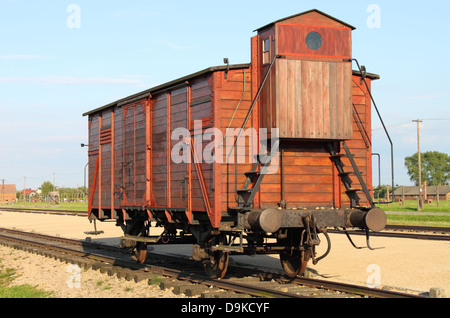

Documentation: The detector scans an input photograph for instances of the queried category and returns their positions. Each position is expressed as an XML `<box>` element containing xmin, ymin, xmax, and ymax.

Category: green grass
<box><xmin>387</xmin><ymin>214</ymin><xmax>450</xmax><ymax>227</ymax></box>
<box><xmin>379</xmin><ymin>200</ymin><xmax>450</xmax><ymax>227</ymax></box>
<box><xmin>0</xmin><ymin>201</ymin><xmax>88</xmax><ymax>211</ymax></box>
<box><xmin>381</xmin><ymin>200</ymin><xmax>450</xmax><ymax>213</ymax></box>
<box><xmin>0</xmin><ymin>262</ymin><xmax>53</xmax><ymax>298</ymax></box>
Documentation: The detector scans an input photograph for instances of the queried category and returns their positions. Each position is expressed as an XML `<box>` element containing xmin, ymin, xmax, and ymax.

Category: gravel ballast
<box><xmin>0</xmin><ymin>245</ymin><xmax>182</xmax><ymax>298</ymax></box>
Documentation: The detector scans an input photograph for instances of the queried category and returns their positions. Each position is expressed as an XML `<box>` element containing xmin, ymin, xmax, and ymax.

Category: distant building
<box><xmin>21</xmin><ymin>189</ymin><xmax>37</xmax><ymax>197</ymax></box>
<box><xmin>394</xmin><ymin>184</ymin><xmax>450</xmax><ymax>201</ymax></box>
<box><xmin>47</xmin><ymin>191</ymin><xmax>60</xmax><ymax>202</ymax></box>
<box><xmin>0</xmin><ymin>184</ymin><xmax>17</xmax><ymax>203</ymax></box>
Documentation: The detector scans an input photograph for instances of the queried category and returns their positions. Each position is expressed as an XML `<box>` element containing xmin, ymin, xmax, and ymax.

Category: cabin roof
<box><xmin>254</xmin><ymin>9</ymin><xmax>356</xmax><ymax>32</ymax></box>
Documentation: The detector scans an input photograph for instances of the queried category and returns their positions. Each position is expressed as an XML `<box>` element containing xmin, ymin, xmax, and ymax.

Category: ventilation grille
<box><xmin>100</xmin><ymin>128</ymin><xmax>112</xmax><ymax>145</ymax></box>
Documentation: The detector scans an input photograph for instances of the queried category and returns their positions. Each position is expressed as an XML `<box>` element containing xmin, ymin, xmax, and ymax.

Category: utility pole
<box><xmin>23</xmin><ymin>176</ymin><xmax>26</xmax><ymax>204</ymax></box>
<box><xmin>1</xmin><ymin>179</ymin><xmax>4</xmax><ymax>204</ymax></box>
<box><xmin>412</xmin><ymin>119</ymin><xmax>423</xmax><ymax>210</ymax></box>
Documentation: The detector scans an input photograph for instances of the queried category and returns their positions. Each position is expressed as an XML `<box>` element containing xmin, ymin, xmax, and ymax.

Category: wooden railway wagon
<box><xmin>83</xmin><ymin>9</ymin><xmax>388</xmax><ymax>278</ymax></box>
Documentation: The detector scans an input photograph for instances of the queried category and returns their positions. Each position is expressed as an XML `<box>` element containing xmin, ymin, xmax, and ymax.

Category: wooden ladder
<box><xmin>328</xmin><ymin>141</ymin><xmax>374</xmax><ymax>209</ymax></box>
<box><xmin>235</xmin><ymin>139</ymin><xmax>280</xmax><ymax>210</ymax></box>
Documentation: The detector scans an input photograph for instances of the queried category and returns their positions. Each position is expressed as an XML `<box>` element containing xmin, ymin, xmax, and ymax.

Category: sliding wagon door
<box><xmin>122</xmin><ymin>103</ymin><xmax>147</xmax><ymax>206</ymax></box>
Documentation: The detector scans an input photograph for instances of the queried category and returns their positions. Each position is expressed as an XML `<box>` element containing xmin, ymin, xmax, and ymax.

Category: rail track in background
<box><xmin>0</xmin><ymin>207</ymin><xmax>88</xmax><ymax>217</ymax></box>
<box><xmin>0</xmin><ymin>227</ymin><xmax>425</xmax><ymax>299</ymax></box>
<box><xmin>1</xmin><ymin>207</ymin><xmax>449</xmax><ymax>241</ymax></box>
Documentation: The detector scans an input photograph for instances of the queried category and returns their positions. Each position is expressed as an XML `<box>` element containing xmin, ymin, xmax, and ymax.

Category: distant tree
<box><xmin>40</xmin><ymin>181</ymin><xmax>54</xmax><ymax>195</ymax></box>
<box><xmin>404</xmin><ymin>151</ymin><xmax>450</xmax><ymax>186</ymax></box>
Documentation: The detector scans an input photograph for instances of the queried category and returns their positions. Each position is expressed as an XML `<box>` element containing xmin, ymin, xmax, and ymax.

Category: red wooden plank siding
<box><xmin>259</xmin><ymin>143</ymin><xmax>334</xmax><ymax>209</ymax></box>
<box><xmin>277</xmin><ymin>24</ymin><xmax>351</xmax><ymax>60</ymax></box>
<box><xmin>218</xmin><ymin>68</ymin><xmax>253</xmax><ymax>213</ymax></box>
<box><xmin>121</xmin><ymin>101</ymin><xmax>147</xmax><ymax>206</ymax></box>
<box><xmin>152</xmin><ymin>93</ymin><xmax>168</xmax><ymax>207</ymax></box>
<box><xmin>170</xmin><ymin>86</ymin><xmax>188</xmax><ymax>209</ymax></box>
<box><xmin>189</xmin><ymin>75</ymin><xmax>214</xmax><ymax>212</ymax></box>
<box><xmin>273</xmin><ymin>59</ymin><xmax>352</xmax><ymax>140</ymax></box>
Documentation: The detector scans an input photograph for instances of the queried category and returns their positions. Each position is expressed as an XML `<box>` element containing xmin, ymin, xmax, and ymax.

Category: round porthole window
<box><xmin>306</xmin><ymin>32</ymin><xmax>323</xmax><ymax>51</ymax></box>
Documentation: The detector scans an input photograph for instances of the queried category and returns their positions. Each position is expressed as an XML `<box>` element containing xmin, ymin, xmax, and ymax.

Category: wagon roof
<box><xmin>82</xmin><ymin>63</ymin><xmax>251</xmax><ymax>117</ymax></box>
<box><xmin>254</xmin><ymin>9</ymin><xmax>356</xmax><ymax>32</ymax></box>
<box><xmin>83</xmin><ymin>64</ymin><xmax>379</xmax><ymax>117</ymax></box>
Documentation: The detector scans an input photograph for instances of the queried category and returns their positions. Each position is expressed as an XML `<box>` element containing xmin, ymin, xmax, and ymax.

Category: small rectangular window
<box><xmin>263</xmin><ymin>38</ymin><xmax>270</xmax><ymax>52</ymax></box>
<box><xmin>262</xmin><ymin>38</ymin><xmax>270</xmax><ymax>64</ymax></box>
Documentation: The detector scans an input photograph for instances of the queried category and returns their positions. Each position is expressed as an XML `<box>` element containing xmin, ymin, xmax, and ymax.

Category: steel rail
<box><xmin>0</xmin><ymin>228</ymin><xmax>425</xmax><ymax>299</ymax></box>
<box><xmin>0</xmin><ymin>229</ymin><xmax>304</xmax><ymax>298</ymax></box>
<box><xmin>328</xmin><ymin>228</ymin><xmax>450</xmax><ymax>241</ymax></box>
<box><xmin>290</xmin><ymin>276</ymin><xmax>425</xmax><ymax>299</ymax></box>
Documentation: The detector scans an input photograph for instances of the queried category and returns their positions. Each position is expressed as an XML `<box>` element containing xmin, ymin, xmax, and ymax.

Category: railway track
<box><xmin>0</xmin><ymin>207</ymin><xmax>87</xmax><ymax>217</ymax></box>
<box><xmin>0</xmin><ymin>227</ymin><xmax>425</xmax><ymax>299</ymax></box>
<box><xmin>329</xmin><ymin>224</ymin><xmax>450</xmax><ymax>241</ymax></box>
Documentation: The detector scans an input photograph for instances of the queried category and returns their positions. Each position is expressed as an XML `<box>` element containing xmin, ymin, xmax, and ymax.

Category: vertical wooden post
<box><xmin>98</xmin><ymin>114</ymin><xmax>103</xmax><ymax>218</ymax></box>
<box><xmin>186</xmin><ymin>85</ymin><xmax>193</xmax><ymax>224</ymax></box>
<box><xmin>166</xmin><ymin>92</ymin><xmax>172</xmax><ymax>222</ymax></box>
<box><xmin>88</xmin><ymin>156</ymin><xmax>100</xmax><ymax>218</ymax></box>
<box><xmin>401</xmin><ymin>186</ymin><xmax>405</xmax><ymax>207</ymax></box>
<box><xmin>251</xmin><ymin>36</ymin><xmax>261</xmax><ymax>208</ymax></box>
<box><xmin>212</xmin><ymin>72</ymin><xmax>223</xmax><ymax>228</ymax></box>
<box><xmin>437</xmin><ymin>184</ymin><xmax>440</xmax><ymax>207</ymax></box>
<box><xmin>412</xmin><ymin>119</ymin><xmax>423</xmax><ymax>210</ymax></box>
<box><xmin>145</xmin><ymin>96</ymin><xmax>153</xmax><ymax>208</ymax></box>
<box><xmin>111</xmin><ymin>110</ymin><xmax>115</xmax><ymax>219</ymax></box>
<box><xmin>386</xmin><ymin>185</ymin><xmax>390</xmax><ymax>207</ymax></box>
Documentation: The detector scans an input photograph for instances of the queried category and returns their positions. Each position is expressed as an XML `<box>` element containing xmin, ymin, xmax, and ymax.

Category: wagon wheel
<box><xmin>202</xmin><ymin>234</ymin><xmax>230</xmax><ymax>279</ymax></box>
<box><xmin>131</xmin><ymin>242</ymin><xmax>148</xmax><ymax>264</ymax></box>
<box><xmin>280</xmin><ymin>250</ymin><xmax>308</xmax><ymax>278</ymax></box>
<box><xmin>126</xmin><ymin>219</ymin><xmax>149</xmax><ymax>264</ymax></box>
<box><xmin>278</xmin><ymin>228</ymin><xmax>309</xmax><ymax>278</ymax></box>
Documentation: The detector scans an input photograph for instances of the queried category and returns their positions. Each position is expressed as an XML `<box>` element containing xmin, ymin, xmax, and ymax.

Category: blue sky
<box><xmin>0</xmin><ymin>0</ymin><xmax>449</xmax><ymax>190</ymax></box>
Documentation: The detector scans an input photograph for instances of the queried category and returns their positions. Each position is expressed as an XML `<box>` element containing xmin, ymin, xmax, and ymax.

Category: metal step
<box><xmin>244</xmin><ymin>171</ymin><xmax>260</xmax><ymax>179</ymax></box>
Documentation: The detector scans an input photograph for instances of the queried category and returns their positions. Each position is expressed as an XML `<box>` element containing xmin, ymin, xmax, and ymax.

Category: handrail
<box><xmin>350</xmin><ymin>59</ymin><xmax>395</xmax><ymax>204</ymax></box>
